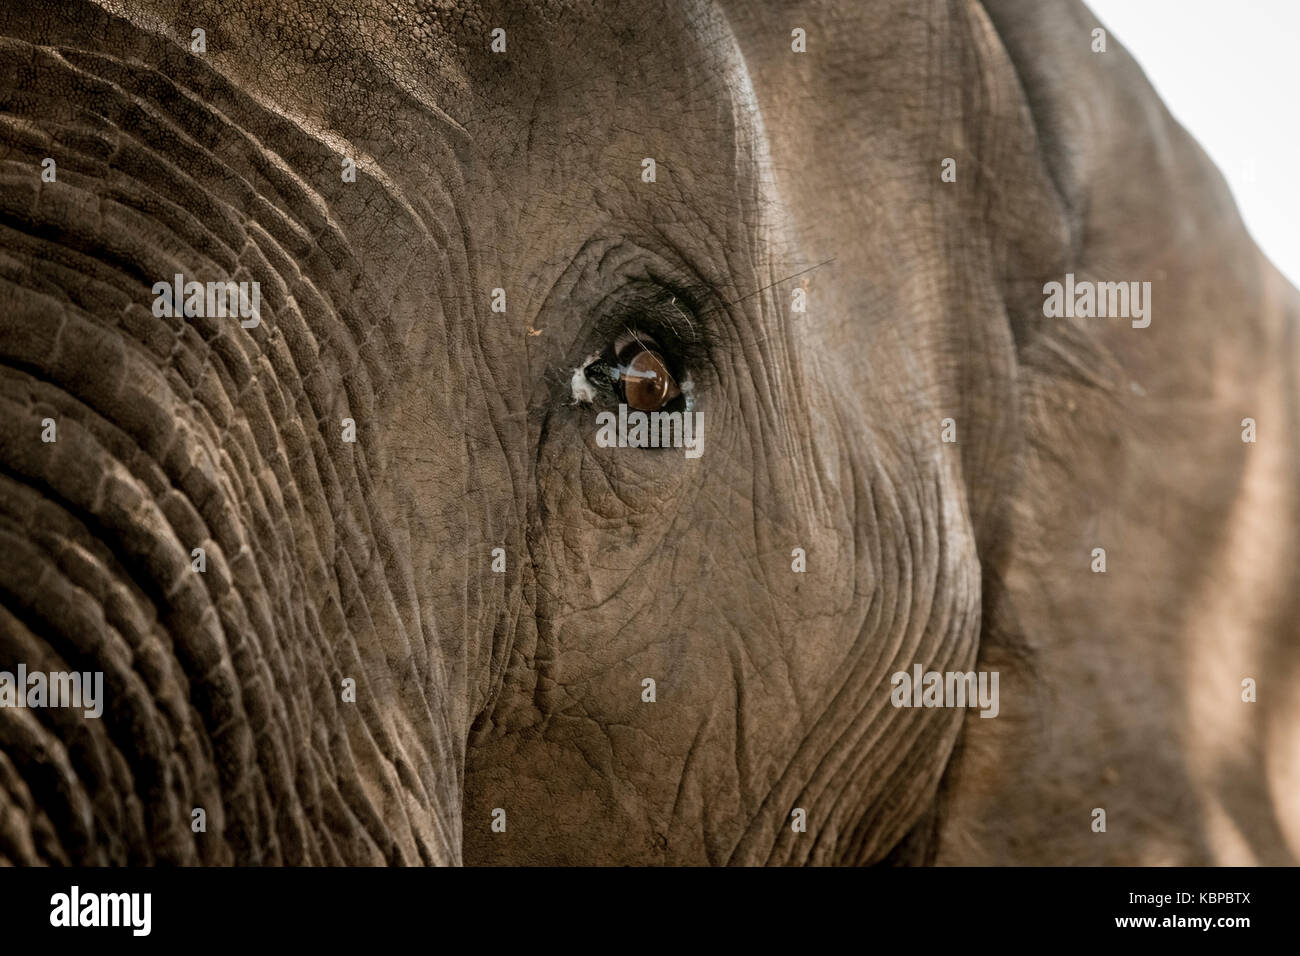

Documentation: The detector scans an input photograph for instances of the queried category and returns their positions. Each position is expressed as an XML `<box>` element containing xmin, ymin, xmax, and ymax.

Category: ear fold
<box><xmin>719</xmin><ymin>0</ymin><xmax>1299</xmax><ymax>862</ymax></box>
<box><xmin>943</xmin><ymin>0</ymin><xmax>1300</xmax><ymax>864</ymax></box>
<box><xmin>979</xmin><ymin>0</ymin><xmax>1287</xmax><ymax>344</ymax></box>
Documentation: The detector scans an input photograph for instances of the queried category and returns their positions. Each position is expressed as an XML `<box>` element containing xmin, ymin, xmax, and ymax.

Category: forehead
<box><xmin>370</xmin><ymin>1</ymin><xmax>772</xmax><ymax>293</ymax></box>
<box><xmin>376</xmin><ymin>0</ymin><xmax>749</xmax><ymax>118</ymax></box>
<box><xmin>389</xmin><ymin>0</ymin><xmax>762</xmax><ymax>200</ymax></box>
<box><xmin>92</xmin><ymin>0</ymin><xmax>765</xmax><ymax>234</ymax></box>
<box><xmin>155</xmin><ymin>1</ymin><xmax>752</xmax><ymax>156</ymax></box>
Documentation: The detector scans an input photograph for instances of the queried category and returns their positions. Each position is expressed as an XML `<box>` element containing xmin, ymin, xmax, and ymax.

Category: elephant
<box><xmin>0</xmin><ymin>0</ymin><xmax>1296</xmax><ymax>866</ymax></box>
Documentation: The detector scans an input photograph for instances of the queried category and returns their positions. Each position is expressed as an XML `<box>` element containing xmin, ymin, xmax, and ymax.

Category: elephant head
<box><xmin>0</xmin><ymin>0</ymin><xmax>1296</xmax><ymax>866</ymax></box>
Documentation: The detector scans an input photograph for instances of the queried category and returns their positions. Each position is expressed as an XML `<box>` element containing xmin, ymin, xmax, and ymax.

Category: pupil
<box><xmin>624</xmin><ymin>350</ymin><xmax>671</xmax><ymax>410</ymax></box>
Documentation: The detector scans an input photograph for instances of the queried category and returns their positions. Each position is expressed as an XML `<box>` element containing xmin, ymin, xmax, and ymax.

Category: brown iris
<box><xmin>622</xmin><ymin>348</ymin><xmax>680</xmax><ymax>411</ymax></box>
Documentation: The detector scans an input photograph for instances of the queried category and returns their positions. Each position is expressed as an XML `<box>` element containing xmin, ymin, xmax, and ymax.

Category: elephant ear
<box><xmin>939</xmin><ymin>0</ymin><xmax>1300</xmax><ymax>864</ymax></box>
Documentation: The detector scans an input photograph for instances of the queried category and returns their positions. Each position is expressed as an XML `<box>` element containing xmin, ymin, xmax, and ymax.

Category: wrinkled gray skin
<box><xmin>0</xmin><ymin>0</ymin><xmax>1296</xmax><ymax>865</ymax></box>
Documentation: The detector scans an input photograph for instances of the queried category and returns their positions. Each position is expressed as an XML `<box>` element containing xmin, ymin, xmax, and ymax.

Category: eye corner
<box><xmin>569</xmin><ymin>365</ymin><xmax>600</xmax><ymax>405</ymax></box>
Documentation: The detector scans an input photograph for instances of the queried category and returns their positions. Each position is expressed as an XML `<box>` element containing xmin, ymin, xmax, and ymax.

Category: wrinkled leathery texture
<box><xmin>7</xmin><ymin>0</ymin><xmax>1291</xmax><ymax>869</ymax></box>
<box><xmin>0</xmin><ymin>0</ymin><xmax>520</xmax><ymax>864</ymax></box>
<box><xmin>459</xmin><ymin>0</ymin><xmax>1019</xmax><ymax>867</ymax></box>
<box><xmin>0</xmin><ymin>0</ymin><xmax>1000</xmax><ymax>867</ymax></box>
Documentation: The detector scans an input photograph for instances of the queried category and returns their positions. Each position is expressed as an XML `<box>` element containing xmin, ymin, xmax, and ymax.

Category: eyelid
<box><xmin>613</xmin><ymin>329</ymin><xmax>660</xmax><ymax>356</ymax></box>
<box><xmin>579</xmin><ymin>280</ymin><xmax>716</xmax><ymax>403</ymax></box>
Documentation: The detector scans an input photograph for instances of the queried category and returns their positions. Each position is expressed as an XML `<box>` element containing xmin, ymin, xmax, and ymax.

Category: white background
<box><xmin>1085</xmin><ymin>0</ymin><xmax>1300</xmax><ymax>288</ymax></box>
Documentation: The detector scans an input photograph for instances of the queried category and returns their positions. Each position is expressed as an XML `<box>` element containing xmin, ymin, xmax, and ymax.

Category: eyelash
<box><xmin>584</xmin><ymin>284</ymin><xmax>714</xmax><ymax>392</ymax></box>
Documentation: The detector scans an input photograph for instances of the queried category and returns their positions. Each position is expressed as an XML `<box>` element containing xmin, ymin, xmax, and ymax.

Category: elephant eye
<box><xmin>584</xmin><ymin>332</ymin><xmax>684</xmax><ymax>413</ymax></box>
<box><xmin>621</xmin><ymin>347</ymin><xmax>680</xmax><ymax>411</ymax></box>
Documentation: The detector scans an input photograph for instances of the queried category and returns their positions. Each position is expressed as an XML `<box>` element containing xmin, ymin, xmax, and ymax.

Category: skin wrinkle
<box><xmin>1</xmin><ymin>390</ymin><xmax>230</xmax><ymax>858</ymax></box>
<box><xmin>818</xmin><ymin>494</ymin><xmax>946</xmax><ymax>861</ymax></box>
<box><xmin>0</xmin><ymin>534</ymin><xmax>141</xmax><ymax>856</ymax></box>
<box><xmin>848</xmin><ymin>496</ymin><xmax>964</xmax><ymax>842</ymax></box>
<box><xmin>0</xmin><ymin>1</ymin><xmax>467</xmax><ymax>868</ymax></box>
<box><xmin>740</xmin><ymin>455</ymin><xmax>902</xmax><ymax>862</ymax></box>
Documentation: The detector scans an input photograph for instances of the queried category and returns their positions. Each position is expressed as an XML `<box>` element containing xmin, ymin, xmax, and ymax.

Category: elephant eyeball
<box><xmin>622</xmin><ymin>348</ymin><xmax>679</xmax><ymax>411</ymax></box>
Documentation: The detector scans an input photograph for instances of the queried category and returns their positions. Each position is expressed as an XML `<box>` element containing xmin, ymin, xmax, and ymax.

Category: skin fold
<box><xmin>0</xmin><ymin>0</ymin><xmax>1295</xmax><ymax>865</ymax></box>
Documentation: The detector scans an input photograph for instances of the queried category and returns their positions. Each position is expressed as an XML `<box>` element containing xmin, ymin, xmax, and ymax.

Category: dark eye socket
<box><xmin>585</xmin><ymin>330</ymin><xmax>684</xmax><ymax>413</ymax></box>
